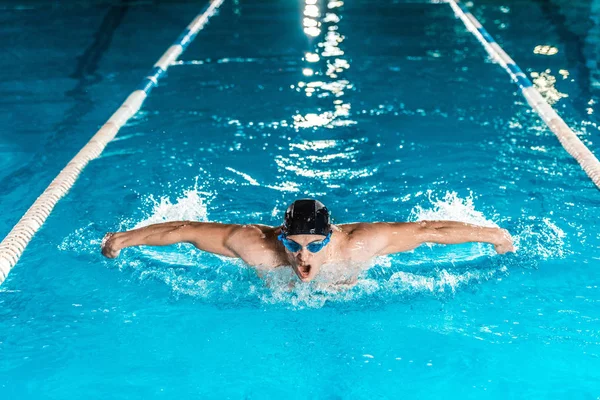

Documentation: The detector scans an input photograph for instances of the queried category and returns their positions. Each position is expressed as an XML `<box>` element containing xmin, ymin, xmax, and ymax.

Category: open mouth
<box><xmin>297</xmin><ymin>264</ymin><xmax>311</xmax><ymax>280</ymax></box>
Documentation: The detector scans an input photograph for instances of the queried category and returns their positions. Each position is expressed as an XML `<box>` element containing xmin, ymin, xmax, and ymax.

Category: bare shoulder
<box><xmin>336</xmin><ymin>222</ymin><xmax>423</xmax><ymax>258</ymax></box>
<box><xmin>334</xmin><ymin>223</ymin><xmax>387</xmax><ymax>261</ymax></box>
<box><xmin>226</xmin><ymin>224</ymin><xmax>284</xmax><ymax>268</ymax></box>
<box><xmin>225</xmin><ymin>224</ymin><xmax>278</xmax><ymax>247</ymax></box>
<box><xmin>337</xmin><ymin>222</ymin><xmax>365</xmax><ymax>235</ymax></box>
<box><xmin>338</xmin><ymin>222</ymin><xmax>418</xmax><ymax>237</ymax></box>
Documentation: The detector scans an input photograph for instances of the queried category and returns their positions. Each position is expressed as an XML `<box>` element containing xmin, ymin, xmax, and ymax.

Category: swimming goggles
<box><xmin>277</xmin><ymin>231</ymin><xmax>332</xmax><ymax>253</ymax></box>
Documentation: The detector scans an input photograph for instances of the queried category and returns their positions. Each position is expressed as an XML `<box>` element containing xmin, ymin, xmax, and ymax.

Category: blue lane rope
<box><xmin>0</xmin><ymin>0</ymin><xmax>225</xmax><ymax>285</ymax></box>
<box><xmin>448</xmin><ymin>0</ymin><xmax>600</xmax><ymax>189</ymax></box>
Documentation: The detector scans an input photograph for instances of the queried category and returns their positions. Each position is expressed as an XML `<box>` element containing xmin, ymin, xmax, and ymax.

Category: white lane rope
<box><xmin>448</xmin><ymin>0</ymin><xmax>600</xmax><ymax>189</ymax></box>
<box><xmin>0</xmin><ymin>0</ymin><xmax>226</xmax><ymax>285</ymax></box>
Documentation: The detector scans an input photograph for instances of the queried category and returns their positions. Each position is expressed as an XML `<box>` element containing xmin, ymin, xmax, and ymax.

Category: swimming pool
<box><xmin>1</xmin><ymin>0</ymin><xmax>599</xmax><ymax>398</ymax></box>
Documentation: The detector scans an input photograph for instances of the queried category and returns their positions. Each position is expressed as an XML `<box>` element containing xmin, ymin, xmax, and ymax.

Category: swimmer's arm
<box><xmin>101</xmin><ymin>221</ymin><xmax>243</xmax><ymax>258</ymax></box>
<box><xmin>352</xmin><ymin>221</ymin><xmax>514</xmax><ymax>256</ymax></box>
<box><xmin>418</xmin><ymin>221</ymin><xmax>514</xmax><ymax>253</ymax></box>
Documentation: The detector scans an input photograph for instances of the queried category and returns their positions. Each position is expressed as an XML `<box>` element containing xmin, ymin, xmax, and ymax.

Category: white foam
<box><xmin>409</xmin><ymin>190</ymin><xmax>498</xmax><ymax>227</ymax></box>
<box><xmin>407</xmin><ymin>191</ymin><xmax>498</xmax><ymax>259</ymax></box>
<box><xmin>57</xmin><ymin>222</ymin><xmax>100</xmax><ymax>253</ymax></box>
<box><xmin>129</xmin><ymin>189</ymin><xmax>212</xmax><ymax>267</ymax></box>
<box><xmin>514</xmin><ymin>217</ymin><xmax>567</xmax><ymax>260</ymax></box>
<box><xmin>135</xmin><ymin>188</ymin><xmax>211</xmax><ymax>227</ymax></box>
<box><xmin>57</xmin><ymin>189</ymin><xmax>567</xmax><ymax>309</ymax></box>
<box><xmin>256</xmin><ymin>264</ymin><xmax>508</xmax><ymax>309</ymax></box>
<box><xmin>407</xmin><ymin>191</ymin><xmax>567</xmax><ymax>261</ymax></box>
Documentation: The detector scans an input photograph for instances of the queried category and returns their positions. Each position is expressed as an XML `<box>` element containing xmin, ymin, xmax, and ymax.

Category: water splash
<box><xmin>57</xmin><ymin>222</ymin><xmax>101</xmax><ymax>253</ymax></box>
<box><xmin>58</xmin><ymin>189</ymin><xmax>567</xmax><ymax>309</ymax></box>
<box><xmin>513</xmin><ymin>217</ymin><xmax>568</xmax><ymax>260</ymax></box>
<box><xmin>121</xmin><ymin>190</ymin><xmax>508</xmax><ymax>308</ymax></box>
<box><xmin>257</xmin><ymin>264</ymin><xmax>508</xmax><ymax>309</ymax></box>
<box><xmin>126</xmin><ymin>189</ymin><xmax>212</xmax><ymax>267</ymax></box>
<box><xmin>136</xmin><ymin>188</ymin><xmax>211</xmax><ymax>227</ymax></box>
<box><xmin>409</xmin><ymin>190</ymin><xmax>498</xmax><ymax>227</ymax></box>
<box><xmin>407</xmin><ymin>191</ymin><xmax>498</xmax><ymax>259</ymax></box>
<box><xmin>407</xmin><ymin>191</ymin><xmax>567</xmax><ymax>262</ymax></box>
<box><xmin>58</xmin><ymin>188</ymin><xmax>211</xmax><ymax>265</ymax></box>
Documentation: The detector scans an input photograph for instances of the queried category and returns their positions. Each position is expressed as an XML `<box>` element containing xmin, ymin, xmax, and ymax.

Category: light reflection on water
<box><xmin>2</xmin><ymin>1</ymin><xmax>600</xmax><ymax>397</ymax></box>
<box><xmin>294</xmin><ymin>0</ymin><xmax>354</xmax><ymax>129</ymax></box>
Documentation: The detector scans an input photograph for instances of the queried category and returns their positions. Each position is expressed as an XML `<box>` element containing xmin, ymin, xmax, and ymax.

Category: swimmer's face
<box><xmin>283</xmin><ymin>234</ymin><xmax>329</xmax><ymax>282</ymax></box>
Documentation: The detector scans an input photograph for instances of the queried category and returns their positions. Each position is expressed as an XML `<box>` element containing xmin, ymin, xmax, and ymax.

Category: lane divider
<box><xmin>0</xmin><ymin>0</ymin><xmax>225</xmax><ymax>285</ymax></box>
<box><xmin>448</xmin><ymin>0</ymin><xmax>600</xmax><ymax>189</ymax></box>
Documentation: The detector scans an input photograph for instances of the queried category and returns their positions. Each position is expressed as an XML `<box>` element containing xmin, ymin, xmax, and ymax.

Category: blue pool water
<box><xmin>1</xmin><ymin>0</ymin><xmax>599</xmax><ymax>398</ymax></box>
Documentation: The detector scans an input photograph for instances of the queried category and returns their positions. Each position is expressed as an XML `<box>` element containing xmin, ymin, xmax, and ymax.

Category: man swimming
<box><xmin>101</xmin><ymin>198</ymin><xmax>514</xmax><ymax>283</ymax></box>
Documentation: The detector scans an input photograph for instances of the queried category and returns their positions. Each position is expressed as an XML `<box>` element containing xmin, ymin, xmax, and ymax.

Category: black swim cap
<box><xmin>283</xmin><ymin>199</ymin><xmax>331</xmax><ymax>236</ymax></box>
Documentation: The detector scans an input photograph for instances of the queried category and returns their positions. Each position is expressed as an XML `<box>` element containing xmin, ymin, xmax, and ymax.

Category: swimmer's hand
<box><xmin>101</xmin><ymin>232</ymin><xmax>121</xmax><ymax>258</ymax></box>
<box><xmin>494</xmin><ymin>229</ymin><xmax>515</xmax><ymax>254</ymax></box>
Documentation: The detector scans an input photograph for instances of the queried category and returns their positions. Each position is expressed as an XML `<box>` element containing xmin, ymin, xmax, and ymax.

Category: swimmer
<box><xmin>101</xmin><ymin>198</ymin><xmax>514</xmax><ymax>283</ymax></box>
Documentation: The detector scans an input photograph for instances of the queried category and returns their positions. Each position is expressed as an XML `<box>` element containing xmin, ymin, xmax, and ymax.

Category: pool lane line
<box><xmin>0</xmin><ymin>0</ymin><xmax>225</xmax><ymax>285</ymax></box>
<box><xmin>447</xmin><ymin>0</ymin><xmax>600</xmax><ymax>190</ymax></box>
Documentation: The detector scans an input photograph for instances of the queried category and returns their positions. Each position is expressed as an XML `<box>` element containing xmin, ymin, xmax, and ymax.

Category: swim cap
<box><xmin>283</xmin><ymin>199</ymin><xmax>331</xmax><ymax>236</ymax></box>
